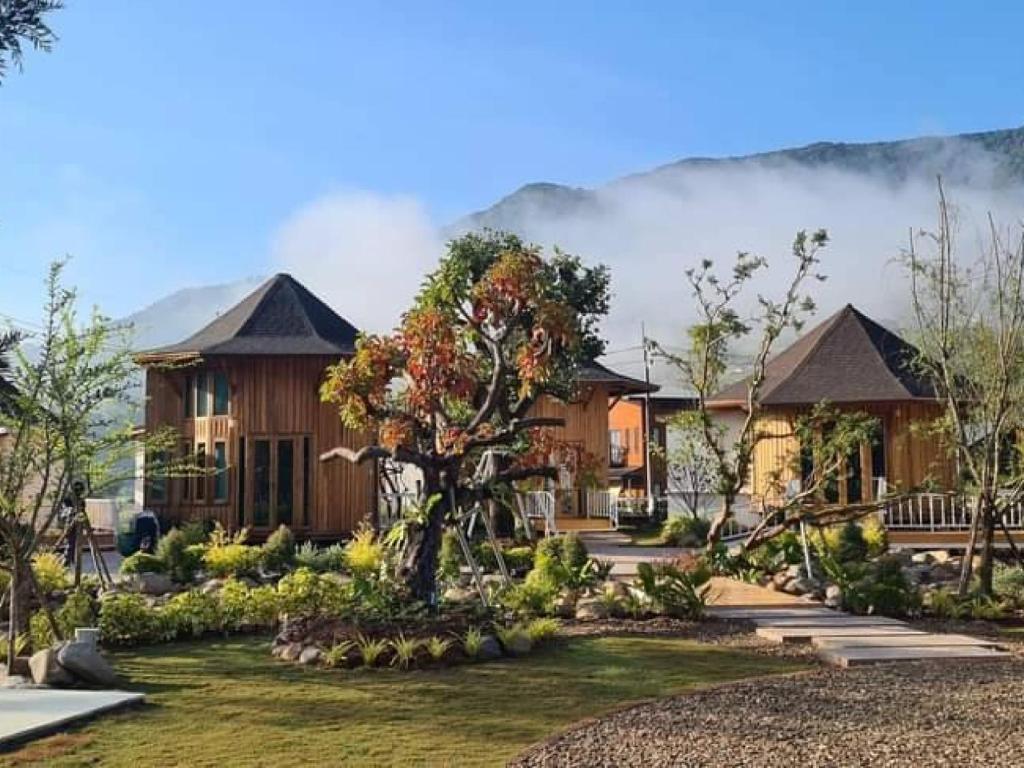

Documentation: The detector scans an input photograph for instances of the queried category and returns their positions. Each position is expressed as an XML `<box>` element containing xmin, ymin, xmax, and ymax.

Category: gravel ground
<box><xmin>512</xmin><ymin>658</ymin><xmax>1024</xmax><ymax>767</ymax></box>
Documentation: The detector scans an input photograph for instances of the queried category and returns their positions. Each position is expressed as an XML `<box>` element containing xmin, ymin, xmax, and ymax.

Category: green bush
<box><xmin>277</xmin><ymin>567</ymin><xmax>351</xmax><ymax>618</ymax></box>
<box><xmin>634</xmin><ymin>560</ymin><xmax>712</xmax><ymax>619</ymax></box>
<box><xmin>439</xmin><ymin>530</ymin><xmax>462</xmax><ymax>581</ymax></box>
<box><xmin>502</xmin><ymin>579</ymin><xmax>558</xmax><ymax>617</ymax></box>
<box><xmin>529</xmin><ymin>534</ymin><xmax>596</xmax><ymax>591</ymax></box>
<box><xmin>203</xmin><ymin>543</ymin><xmax>262</xmax><ymax>578</ymax></box>
<box><xmin>993</xmin><ymin>563</ymin><xmax>1024</xmax><ymax>606</ymax></box>
<box><xmin>836</xmin><ymin>521</ymin><xmax>869</xmax><ymax>563</ymax></box>
<box><xmin>926</xmin><ymin>587</ymin><xmax>966</xmax><ymax>619</ymax></box>
<box><xmin>661</xmin><ymin>516</ymin><xmax>710</xmax><ymax>547</ymax></box>
<box><xmin>472</xmin><ymin>542</ymin><xmax>535</xmax><ymax>573</ymax></box>
<box><xmin>262</xmin><ymin>525</ymin><xmax>297</xmax><ymax>572</ymax></box>
<box><xmin>861</xmin><ymin>515</ymin><xmax>889</xmax><ymax>558</ymax></box>
<box><xmin>99</xmin><ymin>593</ymin><xmax>163</xmax><ymax>645</ymax></box>
<box><xmin>821</xmin><ymin>552</ymin><xmax>919</xmax><ymax>617</ymax></box>
<box><xmin>245</xmin><ymin>584</ymin><xmax>282</xmax><ymax>628</ymax></box>
<box><xmin>157</xmin><ymin>528</ymin><xmax>203</xmax><ymax>583</ymax></box>
<box><xmin>344</xmin><ymin>525</ymin><xmax>385</xmax><ymax>576</ymax></box>
<box><xmin>120</xmin><ymin>552</ymin><xmax>167</xmax><ymax>576</ymax></box>
<box><xmin>179</xmin><ymin>520</ymin><xmax>210</xmax><ymax>546</ymax></box>
<box><xmin>32</xmin><ymin>551</ymin><xmax>70</xmax><ymax>593</ymax></box>
<box><xmin>294</xmin><ymin>541</ymin><xmax>347</xmax><ymax>572</ymax></box>
<box><xmin>525</xmin><ymin>617</ymin><xmax>560</xmax><ymax>644</ymax></box>
<box><xmin>163</xmin><ymin>590</ymin><xmax>222</xmax><ymax>638</ymax></box>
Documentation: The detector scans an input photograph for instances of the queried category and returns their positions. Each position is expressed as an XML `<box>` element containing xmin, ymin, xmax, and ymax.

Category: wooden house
<box><xmin>136</xmin><ymin>274</ymin><xmax>376</xmax><ymax>539</ymax></box>
<box><xmin>706</xmin><ymin>304</ymin><xmax>955</xmax><ymax>509</ymax></box>
<box><xmin>609</xmin><ymin>393</ymin><xmax>696</xmax><ymax>499</ymax></box>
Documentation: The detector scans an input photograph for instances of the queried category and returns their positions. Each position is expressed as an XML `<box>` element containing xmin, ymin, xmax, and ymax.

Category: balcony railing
<box><xmin>609</xmin><ymin>444</ymin><xmax>629</xmax><ymax>468</ymax></box>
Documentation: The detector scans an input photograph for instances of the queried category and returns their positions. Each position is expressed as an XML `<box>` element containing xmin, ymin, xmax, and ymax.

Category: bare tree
<box><xmin>904</xmin><ymin>180</ymin><xmax>1024</xmax><ymax>596</ymax></box>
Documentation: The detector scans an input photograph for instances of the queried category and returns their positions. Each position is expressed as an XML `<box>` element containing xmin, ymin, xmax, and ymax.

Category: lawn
<box><xmin>2</xmin><ymin>635</ymin><xmax>802</xmax><ymax>768</ymax></box>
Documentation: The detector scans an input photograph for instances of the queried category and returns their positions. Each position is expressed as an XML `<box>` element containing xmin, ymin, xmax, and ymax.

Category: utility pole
<box><xmin>642</xmin><ymin>324</ymin><xmax>655</xmax><ymax>516</ymax></box>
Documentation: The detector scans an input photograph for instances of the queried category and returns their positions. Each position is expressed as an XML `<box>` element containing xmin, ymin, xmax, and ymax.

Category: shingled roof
<box><xmin>707</xmin><ymin>304</ymin><xmax>935</xmax><ymax>408</ymax></box>
<box><xmin>580</xmin><ymin>360</ymin><xmax>658</xmax><ymax>396</ymax></box>
<box><xmin>138</xmin><ymin>274</ymin><xmax>361</xmax><ymax>361</ymax></box>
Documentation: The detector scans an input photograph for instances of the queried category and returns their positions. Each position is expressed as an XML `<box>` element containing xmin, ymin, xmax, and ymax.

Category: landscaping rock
<box><xmin>280</xmin><ymin>643</ymin><xmax>304</xmax><ymax>662</ymax></box>
<box><xmin>74</xmin><ymin>628</ymin><xmax>101</xmax><ymax>648</ymax></box>
<box><xmin>29</xmin><ymin>648</ymin><xmax>74</xmax><ymax>687</ymax></box>
<box><xmin>551</xmin><ymin>593</ymin><xmax>577</xmax><ymax>619</ymax></box>
<box><xmin>601</xmin><ymin>580</ymin><xmax>628</xmax><ymax>598</ymax></box>
<box><xmin>298</xmin><ymin>646</ymin><xmax>322</xmax><ymax>665</ymax></box>
<box><xmin>786</xmin><ymin>577</ymin><xmax>817</xmax><ymax>596</ymax></box>
<box><xmin>57</xmin><ymin>641</ymin><xmax>120</xmax><ymax>688</ymax></box>
<box><xmin>443</xmin><ymin>585</ymin><xmax>477</xmax><ymax>603</ymax></box>
<box><xmin>824</xmin><ymin>584</ymin><xmax>843</xmax><ymax>609</ymax></box>
<box><xmin>122</xmin><ymin>572</ymin><xmax>175</xmax><ymax>595</ymax></box>
<box><xmin>501</xmin><ymin>633</ymin><xmax>533</xmax><ymax>657</ymax></box>
<box><xmin>772</xmin><ymin>571</ymin><xmax>792</xmax><ymax>590</ymax></box>
<box><xmin>478</xmin><ymin>635</ymin><xmax>503</xmax><ymax>660</ymax></box>
<box><xmin>200</xmin><ymin>578</ymin><xmax>225</xmax><ymax>595</ymax></box>
<box><xmin>575</xmin><ymin>597</ymin><xmax>609</xmax><ymax>621</ymax></box>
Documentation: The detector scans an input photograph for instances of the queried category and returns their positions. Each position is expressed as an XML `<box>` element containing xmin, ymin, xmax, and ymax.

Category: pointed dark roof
<box><xmin>138</xmin><ymin>274</ymin><xmax>360</xmax><ymax>360</ymax></box>
<box><xmin>707</xmin><ymin>304</ymin><xmax>935</xmax><ymax>407</ymax></box>
<box><xmin>580</xmin><ymin>360</ymin><xmax>658</xmax><ymax>396</ymax></box>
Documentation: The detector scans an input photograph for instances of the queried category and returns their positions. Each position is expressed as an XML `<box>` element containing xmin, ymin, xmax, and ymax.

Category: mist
<box><xmin>271</xmin><ymin>142</ymin><xmax>1024</xmax><ymax>385</ymax></box>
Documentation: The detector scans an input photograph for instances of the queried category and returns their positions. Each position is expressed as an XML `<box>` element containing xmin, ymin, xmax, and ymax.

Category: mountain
<box><xmin>459</xmin><ymin>125</ymin><xmax>1024</xmax><ymax>234</ymax></box>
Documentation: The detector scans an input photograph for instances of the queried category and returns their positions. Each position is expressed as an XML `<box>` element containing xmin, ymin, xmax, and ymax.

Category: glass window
<box><xmin>213</xmin><ymin>372</ymin><xmax>229</xmax><ymax>416</ymax></box>
<box><xmin>302</xmin><ymin>437</ymin><xmax>311</xmax><ymax>527</ymax></box>
<box><xmin>237</xmin><ymin>438</ymin><xmax>246</xmax><ymax>528</ymax></box>
<box><xmin>184</xmin><ymin>375</ymin><xmax>194</xmax><ymax>418</ymax></box>
<box><xmin>181</xmin><ymin>442</ymin><xmax>192</xmax><ymax>501</ymax></box>
<box><xmin>214</xmin><ymin>441</ymin><xmax>228</xmax><ymax>501</ymax></box>
<box><xmin>195</xmin><ymin>443</ymin><xmax>206</xmax><ymax>501</ymax></box>
<box><xmin>150</xmin><ymin>451</ymin><xmax>168</xmax><ymax>502</ymax></box>
<box><xmin>277</xmin><ymin>439</ymin><xmax>294</xmax><ymax>526</ymax></box>
<box><xmin>196</xmin><ymin>373</ymin><xmax>209</xmax><ymax>417</ymax></box>
<box><xmin>253</xmin><ymin>440</ymin><xmax>270</xmax><ymax>526</ymax></box>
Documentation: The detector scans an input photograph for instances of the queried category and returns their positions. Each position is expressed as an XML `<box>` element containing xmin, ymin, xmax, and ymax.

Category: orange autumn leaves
<box><xmin>321</xmin><ymin>247</ymin><xmax>581</xmax><ymax>457</ymax></box>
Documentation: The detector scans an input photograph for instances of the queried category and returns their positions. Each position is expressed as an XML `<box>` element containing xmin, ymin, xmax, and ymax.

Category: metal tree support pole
<box><xmin>450</xmin><ymin>489</ymin><xmax>489</xmax><ymax>608</ymax></box>
<box><xmin>799</xmin><ymin>519</ymin><xmax>814</xmax><ymax>580</ymax></box>
<box><xmin>513</xmin><ymin>493</ymin><xmax>535</xmax><ymax>542</ymax></box>
<box><xmin>476</xmin><ymin>502</ymin><xmax>512</xmax><ymax>587</ymax></box>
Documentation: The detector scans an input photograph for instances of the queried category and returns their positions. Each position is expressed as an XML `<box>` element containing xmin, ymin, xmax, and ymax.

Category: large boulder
<box><xmin>121</xmin><ymin>572</ymin><xmax>175</xmax><ymax>596</ymax></box>
<box><xmin>824</xmin><ymin>584</ymin><xmax>843</xmax><ymax>609</ymax></box>
<box><xmin>280</xmin><ymin>642</ymin><xmax>304</xmax><ymax>662</ymax></box>
<box><xmin>478</xmin><ymin>635</ymin><xmax>503</xmax><ymax>661</ymax></box>
<box><xmin>298</xmin><ymin>646</ymin><xmax>322</xmax><ymax>665</ymax></box>
<box><xmin>551</xmin><ymin>592</ymin><xmax>577</xmax><ymax>619</ymax></box>
<box><xmin>57</xmin><ymin>641</ymin><xmax>120</xmax><ymax>688</ymax></box>
<box><xmin>29</xmin><ymin>648</ymin><xmax>74</xmax><ymax>687</ymax></box>
<box><xmin>575</xmin><ymin>597</ymin><xmax>609</xmax><ymax>621</ymax></box>
<box><xmin>786</xmin><ymin>577</ymin><xmax>817</xmax><ymax>596</ymax></box>
<box><xmin>500</xmin><ymin>632</ymin><xmax>533</xmax><ymax>657</ymax></box>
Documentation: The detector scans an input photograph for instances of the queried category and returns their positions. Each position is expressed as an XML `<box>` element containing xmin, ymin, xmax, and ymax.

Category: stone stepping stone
<box><xmin>709</xmin><ymin>608</ymin><xmax>836</xmax><ymax>620</ymax></box>
<box><xmin>819</xmin><ymin>645</ymin><xmax>1012</xmax><ymax>667</ymax></box>
<box><xmin>757</xmin><ymin>625</ymin><xmax>925</xmax><ymax>644</ymax></box>
<box><xmin>752</xmin><ymin>616</ymin><xmax>907</xmax><ymax>628</ymax></box>
<box><xmin>813</xmin><ymin>634</ymin><xmax>1004</xmax><ymax>650</ymax></box>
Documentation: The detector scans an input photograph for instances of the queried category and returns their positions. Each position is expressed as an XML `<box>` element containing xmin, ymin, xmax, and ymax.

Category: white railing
<box><xmin>881</xmin><ymin>493</ymin><xmax>1024</xmax><ymax>531</ymax></box>
<box><xmin>584</xmin><ymin>489</ymin><xmax>619</xmax><ymax>529</ymax></box>
<box><xmin>519</xmin><ymin>491</ymin><xmax>557</xmax><ymax>536</ymax></box>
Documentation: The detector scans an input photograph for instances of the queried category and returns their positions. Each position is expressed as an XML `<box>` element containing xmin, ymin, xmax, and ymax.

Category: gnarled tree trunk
<box><xmin>398</xmin><ymin>467</ymin><xmax>452</xmax><ymax>605</ymax></box>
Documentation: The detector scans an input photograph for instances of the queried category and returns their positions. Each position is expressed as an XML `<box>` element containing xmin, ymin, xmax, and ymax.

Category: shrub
<box><xmin>179</xmin><ymin>520</ymin><xmax>210</xmax><ymax>546</ymax></box>
<box><xmin>218</xmin><ymin>578</ymin><xmax>250</xmax><ymax>631</ymax></box>
<box><xmin>496</xmin><ymin>623</ymin><xmax>532</xmax><ymax>655</ymax></box>
<box><xmin>968</xmin><ymin>595</ymin><xmax>1007</xmax><ymax>621</ymax></box>
<box><xmin>822</xmin><ymin>553</ymin><xmax>919</xmax><ymax>617</ymax></box>
<box><xmin>861</xmin><ymin>515</ymin><xmax>888</xmax><ymax>558</ymax></box>
<box><xmin>390</xmin><ymin>633</ymin><xmax>420</xmax><ymax>669</ymax></box>
<box><xmin>993</xmin><ymin>563</ymin><xmax>1024</xmax><ymax>606</ymax></box>
<box><xmin>525</xmin><ymin>617</ymin><xmax>560</xmax><ymax>644</ymax></box>
<box><xmin>836</xmin><ymin>521</ymin><xmax>869</xmax><ymax>563</ymax></box>
<box><xmin>344</xmin><ymin>525</ymin><xmax>384</xmax><ymax>576</ymax></box>
<box><xmin>163</xmin><ymin>590</ymin><xmax>221</xmax><ymax>638</ymax></box>
<box><xmin>0</xmin><ymin>633</ymin><xmax>29</xmax><ymax>664</ymax></box>
<box><xmin>661</xmin><ymin>516</ymin><xmax>710</xmax><ymax>548</ymax></box>
<box><xmin>502</xmin><ymin>579</ymin><xmax>558</xmax><ymax>617</ymax></box>
<box><xmin>472</xmin><ymin>542</ymin><xmax>536</xmax><ymax>573</ymax></box>
<box><xmin>120</xmin><ymin>552</ymin><xmax>167</xmax><ymax>576</ymax></box>
<box><xmin>99</xmin><ymin>593</ymin><xmax>162</xmax><ymax>645</ymax></box>
<box><xmin>438</xmin><ymin>530</ymin><xmax>463</xmax><ymax>581</ymax></box>
<box><xmin>324</xmin><ymin>640</ymin><xmax>357</xmax><ymax>668</ymax></box>
<box><xmin>157</xmin><ymin>528</ymin><xmax>203</xmax><ymax>583</ymax></box>
<box><xmin>560</xmin><ymin>534</ymin><xmax>588</xmax><ymax>572</ymax></box>
<box><xmin>462</xmin><ymin>627</ymin><xmax>484</xmax><ymax>658</ymax></box>
<box><xmin>277</xmin><ymin>568</ymin><xmax>351</xmax><ymax>618</ymax></box>
<box><xmin>294</xmin><ymin>541</ymin><xmax>347</xmax><ymax>572</ymax></box>
<box><xmin>634</xmin><ymin>560</ymin><xmax>711</xmax><ymax>619</ymax></box>
<box><xmin>425</xmin><ymin>635</ymin><xmax>453</xmax><ymax>661</ymax></box>
<box><xmin>203</xmin><ymin>543</ymin><xmax>262</xmax><ymax>578</ymax></box>
<box><xmin>529</xmin><ymin>534</ymin><xmax>597</xmax><ymax>591</ymax></box>
<box><xmin>262</xmin><ymin>525</ymin><xmax>297</xmax><ymax>572</ymax></box>
<box><xmin>32</xmin><ymin>551</ymin><xmax>70</xmax><ymax>593</ymax></box>
<box><xmin>357</xmin><ymin>633</ymin><xmax>389</xmax><ymax>667</ymax></box>
<box><xmin>245</xmin><ymin>585</ymin><xmax>281</xmax><ymax>628</ymax></box>
<box><xmin>927</xmin><ymin>587</ymin><xmax>966</xmax><ymax>620</ymax></box>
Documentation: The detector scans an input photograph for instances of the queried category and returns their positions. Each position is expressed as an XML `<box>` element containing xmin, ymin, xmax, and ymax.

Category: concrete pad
<box><xmin>709</xmin><ymin>607</ymin><xmax>837</xmax><ymax>620</ymax></box>
<box><xmin>757</xmin><ymin>625</ymin><xmax>926</xmax><ymax>644</ymax></box>
<box><xmin>752</xmin><ymin>616</ymin><xmax>907</xmax><ymax>628</ymax></box>
<box><xmin>820</xmin><ymin>645</ymin><xmax>1012</xmax><ymax>668</ymax></box>
<box><xmin>813</xmin><ymin>634</ymin><xmax>1004</xmax><ymax>650</ymax></box>
<box><xmin>0</xmin><ymin>689</ymin><xmax>144</xmax><ymax>747</ymax></box>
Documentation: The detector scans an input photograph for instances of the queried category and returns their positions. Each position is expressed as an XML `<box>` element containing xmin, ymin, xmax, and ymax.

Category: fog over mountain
<box><xmin>128</xmin><ymin>126</ymin><xmax>1024</xmax><ymax>388</ymax></box>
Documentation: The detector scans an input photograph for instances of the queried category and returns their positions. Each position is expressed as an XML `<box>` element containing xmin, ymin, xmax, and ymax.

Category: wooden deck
<box><xmin>888</xmin><ymin>530</ymin><xmax>1023</xmax><ymax>549</ymax></box>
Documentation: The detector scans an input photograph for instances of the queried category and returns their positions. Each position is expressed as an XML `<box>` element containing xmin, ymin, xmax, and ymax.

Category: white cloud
<box><xmin>271</xmin><ymin>191</ymin><xmax>442</xmax><ymax>333</ymax></box>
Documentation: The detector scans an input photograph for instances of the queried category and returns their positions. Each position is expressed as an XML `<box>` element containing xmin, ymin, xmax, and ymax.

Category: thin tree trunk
<box><xmin>399</xmin><ymin>469</ymin><xmax>450</xmax><ymax>606</ymax></box>
<box><xmin>976</xmin><ymin>508</ymin><xmax>996</xmax><ymax>596</ymax></box>
<box><xmin>958</xmin><ymin>496</ymin><xmax>983</xmax><ymax>598</ymax></box>
<box><xmin>705</xmin><ymin>496</ymin><xmax>733</xmax><ymax>550</ymax></box>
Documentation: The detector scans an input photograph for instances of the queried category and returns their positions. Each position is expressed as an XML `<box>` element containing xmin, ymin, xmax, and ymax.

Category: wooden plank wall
<box><xmin>530</xmin><ymin>385</ymin><xmax>611</xmax><ymax>486</ymax></box>
<box><xmin>746</xmin><ymin>401</ymin><xmax>954</xmax><ymax>505</ymax></box>
<box><xmin>143</xmin><ymin>355</ymin><xmax>375</xmax><ymax>538</ymax></box>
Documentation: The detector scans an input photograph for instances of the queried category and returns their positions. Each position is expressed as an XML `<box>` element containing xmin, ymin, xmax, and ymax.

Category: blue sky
<box><xmin>2</xmin><ymin>0</ymin><xmax>1024</xmax><ymax>326</ymax></box>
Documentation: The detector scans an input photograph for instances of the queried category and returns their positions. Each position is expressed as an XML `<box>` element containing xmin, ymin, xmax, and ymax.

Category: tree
<box><xmin>663</xmin><ymin>411</ymin><xmax>720</xmax><ymax>519</ymax></box>
<box><xmin>904</xmin><ymin>181</ymin><xmax>1024</xmax><ymax>596</ymax></box>
<box><xmin>320</xmin><ymin>231</ymin><xmax>610</xmax><ymax>603</ymax></box>
<box><xmin>655</xmin><ymin>231</ymin><xmax>879</xmax><ymax>551</ymax></box>
<box><xmin>0</xmin><ymin>262</ymin><xmax>179</xmax><ymax>672</ymax></box>
<box><xmin>0</xmin><ymin>0</ymin><xmax>63</xmax><ymax>82</ymax></box>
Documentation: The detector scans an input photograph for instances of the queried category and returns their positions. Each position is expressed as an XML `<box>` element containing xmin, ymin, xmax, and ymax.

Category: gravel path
<box><xmin>512</xmin><ymin>658</ymin><xmax>1024</xmax><ymax>767</ymax></box>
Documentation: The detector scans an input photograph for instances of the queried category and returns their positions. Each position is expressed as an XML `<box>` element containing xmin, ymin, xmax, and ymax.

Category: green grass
<box><xmin>3</xmin><ymin>636</ymin><xmax>803</xmax><ymax>768</ymax></box>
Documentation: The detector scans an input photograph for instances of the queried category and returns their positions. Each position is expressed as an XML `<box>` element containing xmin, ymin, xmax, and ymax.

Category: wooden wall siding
<box><xmin>748</xmin><ymin>401</ymin><xmax>955</xmax><ymax>506</ymax></box>
<box><xmin>529</xmin><ymin>386</ymin><xmax>611</xmax><ymax>486</ymax></box>
<box><xmin>143</xmin><ymin>356</ymin><xmax>375</xmax><ymax>537</ymax></box>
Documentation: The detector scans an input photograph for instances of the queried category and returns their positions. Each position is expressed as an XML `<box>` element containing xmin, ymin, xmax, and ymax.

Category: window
<box><xmin>253</xmin><ymin>440</ymin><xmax>270</xmax><ymax>526</ymax></box>
<box><xmin>847</xmin><ymin>446</ymin><xmax>863</xmax><ymax>504</ymax></box>
<box><xmin>195</xmin><ymin>443</ymin><xmax>206</xmax><ymax>501</ymax></box>
<box><xmin>236</xmin><ymin>438</ymin><xmax>246</xmax><ymax>529</ymax></box>
<box><xmin>181</xmin><ymin>442</ymin><xmax>192</xmax><ymax>502</ymax></box>
<box><xmin>213</xmin><ymin>372</ymin><xmax>229</xmax><ymax>416</ymax></box>
<box><xmin>302</xmin><ymin>437</ymin><xmax>311</xmax><ymax>527</ymax></box>
<box><xmin>277</xmin><ymin>439</ymin><xmax>294</xmax><ymax>525</ymax></box>
<box><xmin>184</xmin><ymin>375</ymin><xmax>194</xmax><ymax>418</ymax></box>
<box><xmin>196</xmin><ymin>374</ymin><xmax>209</xmax><ymax>417</ymax></box>
<box><xmin>149</xmin><ymin>451</ymin><xmax>168</xmax><ymax>502</ymax></box>
<box><xmin>214</xmin><ymin>441</ymin><xmax>228</xmax><ymax>501</ymax></box>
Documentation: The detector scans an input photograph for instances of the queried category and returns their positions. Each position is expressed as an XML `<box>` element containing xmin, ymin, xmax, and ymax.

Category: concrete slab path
<box><xmin>0</xmin><ymin>688</ymin><xmax>143</xmax><ymax>747</ymax></box>
<box><xmin>820</xmin><ymin>645</ymin><xmax>1011</xmax><ymax>667</ymax></box>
